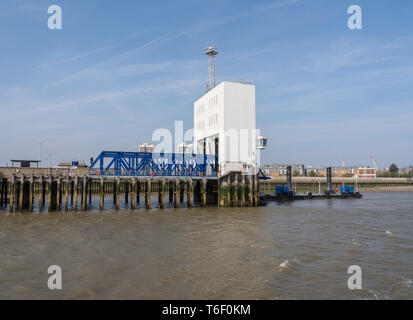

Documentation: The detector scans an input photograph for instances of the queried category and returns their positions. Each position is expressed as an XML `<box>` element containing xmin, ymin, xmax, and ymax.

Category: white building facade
<box><xmin>193</xmin><ymin>81</ymin><xmax>257</xmax><ymax>175</ymax></box>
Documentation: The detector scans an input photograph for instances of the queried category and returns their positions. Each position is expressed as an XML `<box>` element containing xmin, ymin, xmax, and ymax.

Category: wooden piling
<box><xmin>47</xmin><ymin>177</ymin><xmax>52</xmax><ymax>212</ymax></box>
<box><xmin>100</xmin><ymin>177</ymin><xmax>104</xmax><ymax>210</ymax></box>
<box><xmin>0</xmin><ymin>179</ymin><xmax>4</xmax><ymax>207</ymax></box>
<box><xmin>233</xmin><ymin>180</ymin><xmax>239</xmax><ymax>207</ymax></box>
<box><xmin>70</xmin><ymin>180</ymin><xmax>74</xmax><ymax>204</ymax></box>
<box><xmin>0</xmin><ymin>179</ymin><xmax>3</xmax><ymax>207</ymax></box>
<box><xmin>159</xmin><ymin>179</ymin><xmax>165</xmax><ymax>209</ymax></box>
<box><xmin>29</xmin><ymin>175</ymin><xmax>34</xmax><ymax>212</ymax></box>
<box><xmin>74</xmin><ymin>177</ymin><xmax>78</xmax><ymax>211</ymax></box>
<box><xmin>130</xmin><ymin>179</ymin><xmax>135</xmax><ymax>210</ymax></box>
<box><xmin>241</xmin><ymin>175</ymin><xmax>246</xmax><ymax>207</ymax></box>
<box><xmin>88</xmin><ymin>178</ymin><xmax>92</xmax><ymax>204</ymax></box>
<box><xmin>201</xmin><ymin>178</ymin><xmax>207</xmax><ymax>207</ymax></box>
<box><xmin>19</xmin><ymin>175</ymin><xmax>24</xmax><ymax>212</ymax></box>
<box><xmin>39</xmin><ymin>176</ymin><xmax>44</xmax><ymax>212</ymax></box>
<box><xmin>227</xmin><ymin>181</ymin><xmax>232</xmax><ymax>207</ymax></box>
<box><xmin>174</xmin><ymin>179</ymin><xmax>180</xmax><ymax>208</ymax></box>
<box><xmin>125</xmin><ymin>181</ymin><xmax>129</xmax><ymax>204</ymax></box>
<box><xmin>136</xmin><ymin>180</ymin><xmax>140</xmax><ymax>204</ymax></box>
<box><xmin>145</xmin><ymin>179</ymin><xmax>151</xmax><ymax>209</ymax></box>
<box><xmin>9</xmin><ymin>175</ymin><xmax>15</xmax><ymax>213</ymax></box>
<box><xmin>82</xmin><ymin>176</ymin><xmax>87</xmax><ymax>211</ymax></box>
<box><xmin>115</xmin><ymin>178</ymin><xmax>120</xmax><ymax>210</ymax></box>
<box><xmin>56</xmin><ymin>178</ymin><xmax>61</xmax><ymax>211</ymax></box>
<box><xmin>169</xmin><ymin>181</ymin><xmax>173</xmax><ymax>203</ymax></box>
<box><xmin>65</xmin><ymin>178</ymin><xmax>69</xmax><ymax>212</ymax></box>
<box><xmin>187</xmin><ymin>179</ymin><xmax>193</xmax><ymax>208</ymax></box>
<box><xmin>254</xmin><ymin>174</ymin><xmax>259</xmax><ymax>207</ymax></box>
<box><xmin>180</xmin><ymin>180</ymin><xmax>184</xmax><ymax>203</ymax></box>
<box><xmin>248</xmin><ymin>177</ymin><xmax>253</xmax><ymax>207</ymax></box>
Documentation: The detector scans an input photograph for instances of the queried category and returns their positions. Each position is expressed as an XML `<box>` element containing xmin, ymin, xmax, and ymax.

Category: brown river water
<box><xmin>0</xmin><ymin>192</ymin><xmax>412</xmax><ymax>299</ymax></box>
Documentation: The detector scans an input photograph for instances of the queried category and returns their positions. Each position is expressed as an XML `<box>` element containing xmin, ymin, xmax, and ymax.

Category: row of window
<box><xmin>209</xmin><ymin>95</ymin><xmax>218</xmax><ymax>109</ymax></box>
<box><xmin>197</xmin><ymin>120</ymin><xmax>204</xmax><ymax>130</ymax></box>
<box><xmin>209</xmin><ymin>113</ymin><xmax>218</xmax><ymax>126</ymax></box>
<box><xmin>197</xmin><ymin>103</ymin><xmax>205</xmax><ymax>114</ymax></box>
<box><xmin>197</xmin><ymin>113</ymin><xmax>219</xmax><ymax>129</ymax></box>
<box><xmin>197</xmin><ymin>95</ymin><xmax>219</xmax><ymax>114</ymax></box>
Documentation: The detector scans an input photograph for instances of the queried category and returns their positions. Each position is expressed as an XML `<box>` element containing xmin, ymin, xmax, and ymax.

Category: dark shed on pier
<box><xmin>10</xmin><ymin>160</ymin><xmax>41</xmax><ymax>168</ymax></box>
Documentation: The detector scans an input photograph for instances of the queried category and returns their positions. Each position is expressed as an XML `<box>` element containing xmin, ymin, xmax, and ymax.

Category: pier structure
<box><xmin>0</xmin><ymin>170</ymin><xmax>222</xmax><ymax>212</ymax></box>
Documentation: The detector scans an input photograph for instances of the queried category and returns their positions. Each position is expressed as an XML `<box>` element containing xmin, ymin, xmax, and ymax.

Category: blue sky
<box><xmin>1</xmin><ymin>0</ymin><xmax>412</xmax><ymax>168</ymax></box>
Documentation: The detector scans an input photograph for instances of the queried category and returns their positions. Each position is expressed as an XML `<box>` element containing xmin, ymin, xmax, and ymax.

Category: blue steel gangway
<box><xmin>89</xmin><ymin>151</ymin><xmax>218</xmax><ymax>178</ymax></box>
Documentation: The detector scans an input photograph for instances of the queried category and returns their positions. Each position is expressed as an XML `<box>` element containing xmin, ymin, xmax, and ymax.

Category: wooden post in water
<box><xmin>56</xmin><ymin>178</ymin><xmax>61</xmax><ymax>212</ymax></box>
<box><xmin>39</xmin><ymin>176</ymin><xmax>44</xmax><ymax>212</ymax></box>
<box><xmin>159</xmin><ymin>179</ymin><xmax>165</xmax><ymax>209</ymax></box>
<box><xmin>0</xmin><ymin>179</ymin><xmax>2</xmax><ymax>207</ymax></box>
<box><xmin>99</xmin><ymin>177</ymin><xmax>104</xmax><ymax>210</ymax></box>
<box><xmin>88</xmin><ymin>178</ymin><xmax>92</xmax><ymax>204</ymax></box>
<box><xmin>9</xmin><ymin>175</ymin><xmax>15</xmax><ymax>213</ymax></box>
<box><xmin>19</xmin><ymin>175</ymin><xmax>24</xmax><ymax>212</ymax></box>
<box><xmin>130</xmin><ymin>179</ymin><xmax>135</xmax><ymax>210</ymax></box>
<box><xmin>254</xmin><ymin>174</ymin><xmax>259</xmax><ymax>207</ymax></box>
<box><xmin>248</xmin><ymin>176</ymin><xmax>253</xmax><ymax>207</ymax></box>
<box><xmin>241</xmin><ymin>175</ymin><xmax>246</xmax><ymax>207</ymax></box>
<box><xmin>201</xmin><ymin>178</ymin><xmax>207</xmax><ymax>207</ymax></box>
<box><xmin>136</xmin><ymin>180</ymin><xmax>140</xmax><ymax>204</ymax></box>
<box><xmin>82</xmin><ymin>176</ymin><xmax>87</xmax><ymax>211</ymax></box>
<box><xmin>125</xmin><ymin>180</ymin><xmax>129</xmax><ymax>204</ymax></box>
<box><xmin>169</xmin><ymin>181</ymin><xmax>173</xmax><ymax>203</ymax></box>
<box><xmin>174</xmin><ymin>179</ymin><xmax>180</xmax><ymax>208</ymax></box>
<box><xmin>220</xmin><ymin>181</ymin><xmax>228</xmax><ymax>207</ymax></box>
<box><xmin>29</xmin><ymin>175</ymin><xmax>34</xmax><ymax>212</ymax></box>
<box><xmin>145</xmin><ymin>179</ymin><xmax>151</xmax><ymax>209</ymax></box>
<box><xmin>187</xmin><ymin>179</ymin><xmax>193</xmax><ymax>208</ymax></box>
<box><xmin>3</xmin><ymin>179</ymin><xmax>6</xmax><ymax>207</ymax></box>
<box><xmin>227</xmin><ymin>181</ymin><xmax>232</xmax><ymax>207</ymax></box>
<box><xmin>115</xmin><ymin>178</ymin><xmax>120</xmax><ymax>210</ymax></box>
<box><xmin>180</xmin><ymin>180</ymin><xmax>184</xmax><ymax>203</ymax></box>
<box><xmin>73</xmin><ymin>176</ymin><xmax>78</xmax><ymax>211</ymax></box>
<box><xmin>234</xmin><ymin>180</ymin><xmax>239</xmax><ymax>207</ymax></box>
<box><xmin>0</xmin><ymin>178</ymin><xmax>3</xmax><ymax>206</ymax></box>
<box><xmin>65</xmin><ymin>177</ymin><xmax>69</xmax><ymax>212</ymax></box>
<box><xmin>0</xmin><ymin>179</ymin><xmax>3</xmax><ymax>207</ymax></box>
<box><xmin>47</xmin><ymin>177</ymin><xmax>52</xmax><ymax>212</ymax></box>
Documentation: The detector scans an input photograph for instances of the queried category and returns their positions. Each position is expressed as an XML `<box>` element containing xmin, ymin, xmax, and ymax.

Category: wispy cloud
<box><xmin>179</xmin><ymin>0</ymin><xmax>301</xmax><ymax>36</ymax></box>
<box><xmin>45</xmin><ymin>32</ymin><xmax>173</xmax><ymax>88</ymax></box>
<box><xmin>33</xmin><ymin>47</ymin><xmax>111</xmax><ymax>70</ymax></box>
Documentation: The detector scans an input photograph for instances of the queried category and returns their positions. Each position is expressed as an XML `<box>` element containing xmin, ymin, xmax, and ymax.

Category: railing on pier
<box><xmin>89</xmin><ymin>151</ymin><xmax>218</xmax><ymax>178</ymax></box>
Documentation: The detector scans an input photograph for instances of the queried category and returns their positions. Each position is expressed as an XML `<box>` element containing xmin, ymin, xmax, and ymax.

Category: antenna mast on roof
<box><xmin>204</xmin><ymin>45</ymin><xmax>219</xmax><ymax>91</ymax></box>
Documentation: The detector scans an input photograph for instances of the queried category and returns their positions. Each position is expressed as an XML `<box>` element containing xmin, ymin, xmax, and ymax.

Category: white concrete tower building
<box><xmin>194</xmin><ymin>81</ymin><xmax>257</xmax><ymax>175</ymax></box>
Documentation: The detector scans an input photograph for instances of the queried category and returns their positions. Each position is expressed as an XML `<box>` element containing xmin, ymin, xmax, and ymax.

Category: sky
<box><xmin>0</xmin><ymin>0</ymin><xmax>412</xmax><ymax>168</ymax></box>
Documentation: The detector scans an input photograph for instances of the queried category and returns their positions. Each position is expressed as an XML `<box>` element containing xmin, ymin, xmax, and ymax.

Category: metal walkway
<box><xmin>89</xmin><ymin>151</ymin><xmax>218</xmax><ymax>178</ymax></box>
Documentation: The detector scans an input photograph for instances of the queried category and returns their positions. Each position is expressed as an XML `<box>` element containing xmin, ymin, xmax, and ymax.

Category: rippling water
<box><xmin>0</xmin><ymin>192</ymin><xmax>412</xmax><ymax>299</ymax></box>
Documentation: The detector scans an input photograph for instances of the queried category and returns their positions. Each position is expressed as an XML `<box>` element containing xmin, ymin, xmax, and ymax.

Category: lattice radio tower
<box><xmin>204</xmin><ymin>45</ymin><xmax>219</xmax><ymax>91</ymax></box>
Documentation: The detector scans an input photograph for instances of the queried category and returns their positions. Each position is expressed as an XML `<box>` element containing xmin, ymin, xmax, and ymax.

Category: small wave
<box><xmin>352</xmin><ymin>239</ymin><xmax>362</xmax><ymax>246</ymax></box>
<box><xmin>399</xmin><ymin>277</ymin><xmax>412</xmax><ymax>288</ymax></box>
<box><xmin>279</xmin><ymin>260</ymin><xmax>289</xmax><ymax>268</ymax></box>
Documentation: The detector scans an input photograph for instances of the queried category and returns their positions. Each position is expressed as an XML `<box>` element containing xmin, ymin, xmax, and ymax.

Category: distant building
<box><xmin>58</xmin><ymin>161</ymin><xmax>87</xmax><ymax>168</ymax></box>
<box><xmin>356</xmin><ymin>167</ymin><xmax>377</xmax><ymax>178</ymax></box>
<box><xmin>261</xmin><ymin>164</ymin><xmax>305</xmax><ymax>176</ymax></box>
<box><xmin>139</xmin><ymin>143</ymin><xmax>155</xmax><ymax>153</ymax></box>
<box><xmin>261</xmin><ymin>164</ymin><xmax>377</xmax><ymax>178</ymax></box>
<box><xmin>176</xmin><ymin>143</ymin><xmax>193</xmax><ymax>154</ymax></box>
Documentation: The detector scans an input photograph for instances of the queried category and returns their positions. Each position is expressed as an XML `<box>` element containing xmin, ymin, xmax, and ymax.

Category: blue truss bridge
<box><xmin>89</xmin><ymin>151</ymin><xmax>218</xmax><ymax>178</ymax></box>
